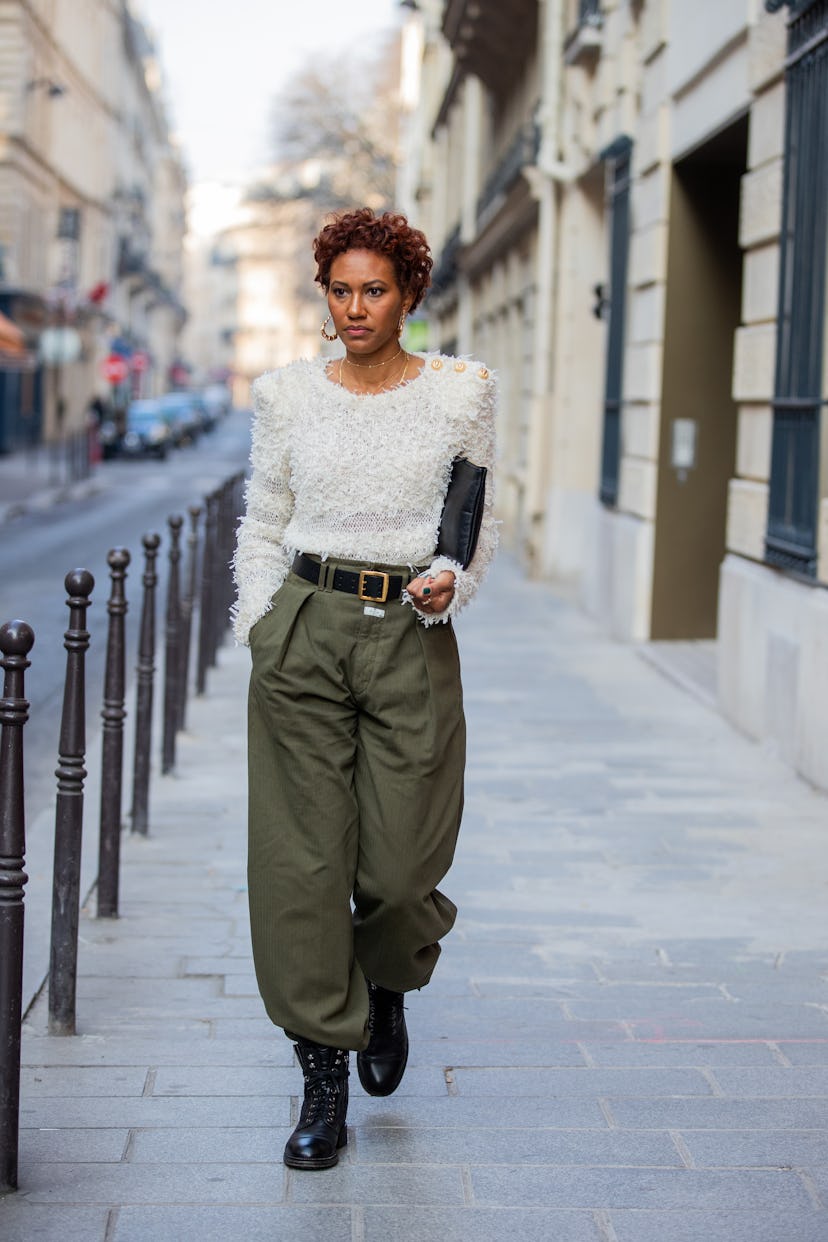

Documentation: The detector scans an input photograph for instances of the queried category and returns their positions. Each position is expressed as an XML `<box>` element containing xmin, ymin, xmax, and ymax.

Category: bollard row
<box><xmin>0</xmin><ymin>465</ymin><xmax>244</xmax><ymax>1191</ymax></box>
<box><xmin>0</xmin><ymin>620</ymin><xmax>35</xmax><ymax>1193</ymax></box>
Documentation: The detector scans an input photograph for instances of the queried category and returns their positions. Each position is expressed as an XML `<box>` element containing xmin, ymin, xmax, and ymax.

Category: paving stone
<box><xmin>181</xmin><ymin>956</ymin><xmax>256</xmax><ymax>976</ymax></box>
<box><xmin>581</xmin><ymin>1041</ymin><xmax>781</xmax><ymax>1067</ymax></box>
<box><xmin>777</xmin><ymin>1042</ymin><xmax>828</xmax><ymax>1066</ymax></box>
<box><xmin>20</xmin><ymin>1160</ymin><xmax>286</xmax><ymax>1204</ymax></box>
<box><xmin>608</xmin><ymin>1209</ymin><xmax>828</xmax><ymax>1242</ymax></box>
<box><xmin>468</xmin><ymin>1165</ymin><xmax>815</xmax><ymax>1209</ymax></box>
<box><xmin>0</xmin><ymin>1203</ymin><xmax>109</xmax><ymax>1242</ymax></box>
<box><xmin>363</xmin><ymin>1206</ymin><xmax>604</xmax><ymax>1242</ymax></box>
<box><xmin>127</xmin><ymin>1126</ymin><xmax>292</xmax><ymax>1163</ymax></box>
<box><xmin>609</xmin><ymin>1098</ymin><xmax>828</xmax><ymax>1130</ymax></box>
<box><xmin>19</xmin><ymin>1095</ymin><xmax>291</xmax><ymax>1129</ymax></box>
<box><xmin>113</xmin><ymin>1205</ymin><xmax>353</xmax><ymax>1242</ymax></box>
<box><xmin>20</xmin><ymin>1127</ymin><xmax>129</xmax><ymax>1162</ymax></box>
<box><xmin>289</xmin><ymin>1163</ymin><xmax>465</xmax><ymax>1205</ymax></box>
<box><xmin>20</xmin><ymin>1067</ymin><xmax>149</xmax><ymax>1097</ymax></box>
<box><xmin>21</xmin><ymin>1035</ymin><xmax>293</xmax><ymax>1068</ymax></box>
<box><xmin>710</xmin><ymin>1066</ymin><xmax>828</xmax><ymax>1097</ymax></box>
<box><xmin>352</xmin><ymin>1126</ymin><xmax>681</xmax><ymax>1167</ymax></box>
<box><xmin>453</xmin><ymin>1066</ymin><xmax>712</xmax><ymax>1097</ymax></box>
<box><xmin>346</xmin><ymin>1095</ymin><xmax>609</xmax><ymax>1128</ymax></box>
<box><xmin>408</xmin><ymin>1039</ymin><xmax>589</xmax><ymax>1068</ymax></box>
<box><xmin>150</xmin><ymin>1066</ymin><xmax>298</xmax><ymax>1097</ymax></box>
<box><xmin>566</xmin><ymin>1003</ymin><xmax>828</xmax><ymax>1040</ymax></box>
<box><xmin>680</xmin><ymin>1129</ymin><xmax>828</xmax><ymax>1169</ymax></box>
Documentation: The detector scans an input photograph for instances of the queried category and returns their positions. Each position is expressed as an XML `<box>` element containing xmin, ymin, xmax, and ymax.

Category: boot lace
<box><xmin>300</xmin><ymin>1051</ymin><xmax>347</xmax><ymax>1126</ymax></box>
<box><xmin>367</xmin><ymin>984</ymin><xmax>405</xmax><ymax>1039</ymax></box>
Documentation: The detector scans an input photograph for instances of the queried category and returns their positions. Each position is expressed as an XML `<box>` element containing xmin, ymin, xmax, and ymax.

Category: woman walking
<box><xmin>232</xmin><ymin>207</ymin><xmax>497</xmax><ymax>1170</ymax></box>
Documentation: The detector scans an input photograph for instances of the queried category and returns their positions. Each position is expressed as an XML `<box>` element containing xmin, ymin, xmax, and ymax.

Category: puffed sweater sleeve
<box><xmin>421</xmin><ymin>367</ymin><xmax>498</xmax><ymax>623</ymax></box>
<box><xmin>231</xmin><ymin>371</ymin><xmax>294</xmax><ymax>645</ymax></box>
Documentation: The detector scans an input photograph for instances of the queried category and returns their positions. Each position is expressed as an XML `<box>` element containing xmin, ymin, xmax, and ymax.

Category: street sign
<box><xmin>102</xmin><ymin>354</ymin><xmax>129</xmax><ymax>384</ymax></box>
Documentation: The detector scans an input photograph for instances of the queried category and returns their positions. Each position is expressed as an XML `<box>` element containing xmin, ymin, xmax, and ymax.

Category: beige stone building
<box><xmin>0</xmin><ymin>0</ymin><xmax>186</xmax><ymax>450</ymax></box>
<box><xmin>403</xmin><ymin>0</ymin><xmax>828</xmax><ymax>790</ymax></box>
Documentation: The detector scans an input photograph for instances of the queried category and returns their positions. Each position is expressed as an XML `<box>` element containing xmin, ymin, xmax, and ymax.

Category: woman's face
<box><xmin>327</xmin><ymin>249</ymin><xmax>409</xmax><ymax>359</ymax></box>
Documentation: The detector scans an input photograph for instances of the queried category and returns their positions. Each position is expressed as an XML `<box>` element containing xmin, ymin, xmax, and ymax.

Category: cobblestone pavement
<box><xmin>3</xmin><ymin>554</ymin><xmax>827</xmax><ymax>1241</ymax></box>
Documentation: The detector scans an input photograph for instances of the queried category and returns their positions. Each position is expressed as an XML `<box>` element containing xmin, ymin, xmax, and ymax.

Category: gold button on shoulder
<box><xmin>454</xmin><ymin>360</ymin><xmax>466</xmax><ymax>372</ymax></box>
<box><xmin>477</xmin><ymin>367</ymin><xmax>489</xmax><ymax>380</ymax></box>
<box><xmin>431</xmin><ymin>358</ymin><xmax>443</xmax><ymax>371</ymax></box>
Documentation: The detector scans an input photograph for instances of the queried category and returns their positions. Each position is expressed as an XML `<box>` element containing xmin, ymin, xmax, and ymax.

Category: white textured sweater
<box><xmin>232</xmin><ymin>353</ymin><xmax>497</xmax><ymax>644</ymax></box>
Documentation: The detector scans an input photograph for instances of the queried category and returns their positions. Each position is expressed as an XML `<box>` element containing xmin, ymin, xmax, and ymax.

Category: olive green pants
<box><xmin>247</xmin><ymin>560</ymin><xmax>466</xmax><ymax>1052</ymax></box>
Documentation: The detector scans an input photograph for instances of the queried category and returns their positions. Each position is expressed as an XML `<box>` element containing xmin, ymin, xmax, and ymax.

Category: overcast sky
<box><xmin>134</xmin><ymin>0</ymin><xmax>402</xmax><ymax>186</ymax></box>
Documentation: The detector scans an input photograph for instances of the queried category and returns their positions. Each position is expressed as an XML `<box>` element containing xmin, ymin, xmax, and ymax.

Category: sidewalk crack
<box><xmin>670</xmin><ymin>1130</ymin><xmax>695</xmax><ymax>1169</ymax></box>
<box><xmin>798</xmin><ymin>1169</ymin><xmax>824</xmax><ymax>1211</ymax></box>
<box><xmin>598</xmin><ymin>1097</ymin><xmax>617</xmax><ymax>1129</ymax></box>
<box><xmin>594</xmin><ymin>1208</ymin><xmax>620</xmax><ymax>1241</ymax></box>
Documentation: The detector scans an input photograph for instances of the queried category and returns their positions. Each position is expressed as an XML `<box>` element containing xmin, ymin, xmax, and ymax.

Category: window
<box><xmin>765</xmin><ymin>0</ymin><xmax>828</xmax><ymax>577</ymax></box>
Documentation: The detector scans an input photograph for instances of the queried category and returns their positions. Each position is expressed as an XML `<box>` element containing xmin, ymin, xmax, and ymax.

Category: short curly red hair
<box><xmin>313</xmin><ymin>208</ymin><xmax>433</xmax><ymax>312</ymax></box>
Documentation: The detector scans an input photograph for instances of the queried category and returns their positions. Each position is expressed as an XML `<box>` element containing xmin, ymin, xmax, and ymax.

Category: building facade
<box><xmin>0</xmin><ymin>0</ymin><xmax>186</xmax><ymax>452</ymax></box>
<box><xmin>403</xmin><ymin>0</ymin><xmax>828</xmax><ymax>790</ymax></box>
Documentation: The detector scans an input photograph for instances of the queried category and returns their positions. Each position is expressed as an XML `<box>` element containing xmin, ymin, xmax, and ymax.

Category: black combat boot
<box><xmin>283</xmin><ymin>1039</ymin><xmax>349</xmax><ymax>1170</ymax></box>
<box><xmin>357</xmin><ymin>980</ymin><xmax>409</xmax><ymax>1097</ymax></box>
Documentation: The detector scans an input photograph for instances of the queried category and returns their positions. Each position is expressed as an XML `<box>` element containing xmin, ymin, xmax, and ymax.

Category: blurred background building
<box><xmin>0</xmin><ymin>0</ymin><xmax>186</xmax><ymax>453</ymax></box>
<box><xmin>2</xmin><ymin>0</ymin><xmax>825</xmax><ymax>795</ymax></box>
<box><xmin>399</xmin><ymin>0</ymin><xmax>828</xmax><ymax>791</ymax></box>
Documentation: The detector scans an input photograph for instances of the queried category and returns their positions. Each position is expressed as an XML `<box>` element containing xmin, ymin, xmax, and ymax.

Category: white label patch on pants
<box><xmin>363</xmin><ymin>606</ymin><xmax>385</xmax><ymax>619</ymax></box>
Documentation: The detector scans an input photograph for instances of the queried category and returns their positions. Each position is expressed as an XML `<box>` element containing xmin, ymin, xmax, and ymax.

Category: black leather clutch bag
<box><xmin>435</xmin><ymin>456</ymin><xmax>487</xmax><ymax>569</ymax></box>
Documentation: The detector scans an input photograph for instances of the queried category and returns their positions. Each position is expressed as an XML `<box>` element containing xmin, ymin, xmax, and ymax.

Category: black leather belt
<box><xmin>292</xmin><ymin>553</ymin><xmax>408</xmax><ymax>603</ymax></box>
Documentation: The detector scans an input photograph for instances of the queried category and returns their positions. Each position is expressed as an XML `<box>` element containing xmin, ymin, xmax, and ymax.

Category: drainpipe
<box><xmin>523</xmin><ymin>0</ymin><xmax>571</xmax><ymax>575</ymax></box>
<box><xmin>458</xmin><ymin>75</ymin><xmax>483</xmax><ymax>355</ymax></box>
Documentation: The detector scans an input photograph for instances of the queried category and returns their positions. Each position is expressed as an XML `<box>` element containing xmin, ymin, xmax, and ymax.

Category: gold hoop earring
<box><xmin>320</xmin><ymin>314</ymin><xmax>338</xmax><ymax>342</ymax></box>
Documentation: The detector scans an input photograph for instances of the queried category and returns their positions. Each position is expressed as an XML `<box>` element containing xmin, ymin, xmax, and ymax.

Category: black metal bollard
<box><xmin>0</xmin><ymin>620</ymin><xmax>35</xmax><ymax>1193</ymax></box>
<box><xmin>48</xmin><ymin>569</ymin><xmax>94</xmax><ymax>1037</ymax></box>
<box><xmin>196</xmin><ymin>491</ymin><xmax>217</xmax><ymax>695</ymax></box>
<box><xmin>96</xmin><ymin>548</ymin><xmax>130</xmax><ymax>918</ymax></box>
<box><xmin>131</xmin><ymin>534</ymin><xmax>160</xmax><ymax>835</ymax></box>
<box><xmin>177</xmin><ymin>505</ymin><xmax>201</xmax><ymax>733</ymax></box>
<box><xmin>161</xmin><ymin>515</ymin><xmax>183</xmax><ymax>775</ymax></box>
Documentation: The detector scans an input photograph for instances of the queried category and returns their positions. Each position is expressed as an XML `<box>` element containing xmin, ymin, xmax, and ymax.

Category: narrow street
<box><xmin>0</xmin><ymin>408</ymin><xmax>251</xmax><ymax>1007</ymax></box>
<box><xmin>3</xmin><ymin>552</ymin><xmax>826</xmax><ymax>1242</ymax></box>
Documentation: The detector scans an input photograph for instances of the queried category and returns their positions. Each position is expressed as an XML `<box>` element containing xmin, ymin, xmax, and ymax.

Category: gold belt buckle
<box><xmin>358</xmin><ymin>570</ymin><xmax>390</xmax><ymax>603</ymax></box>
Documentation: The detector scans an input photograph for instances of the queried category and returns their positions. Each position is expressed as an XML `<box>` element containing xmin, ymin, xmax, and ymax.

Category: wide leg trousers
<box><xmin>247</xmin><ymin>561</ymin><xmax>466</xmax><ymax>1052</ymax></box>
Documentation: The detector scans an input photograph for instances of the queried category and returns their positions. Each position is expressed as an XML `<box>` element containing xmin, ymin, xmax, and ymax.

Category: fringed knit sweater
<box><xmin>231</xmin><ymin>353</ymin><xmax>498</xmax><ymax>645</ymax></box>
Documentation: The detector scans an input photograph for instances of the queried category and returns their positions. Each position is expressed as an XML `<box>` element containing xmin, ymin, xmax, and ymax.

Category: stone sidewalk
<box><xmin>0</xmin><ymin>443</ymin><xmax>108</xmax><ymax>524</ymax></box>
<box><xmin>2</xmin><ymin>554</ymin><xmax>827</xmax><ymax>1241</ymax></box>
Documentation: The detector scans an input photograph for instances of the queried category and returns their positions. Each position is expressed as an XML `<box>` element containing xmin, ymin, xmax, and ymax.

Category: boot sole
<box><xmin>283</xmin><ymin>1127</ymin><xmax>347</xmax><ymax>1170</ymax></box>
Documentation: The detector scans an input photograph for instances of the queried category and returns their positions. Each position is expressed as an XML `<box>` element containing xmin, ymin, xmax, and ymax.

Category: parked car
<box><xmin>201</xmin><ymin>383</ymin><xmax>232</xmax><ymax>422</ymax></box>
<box><xmin>189</xmin><ymin>392</ymin><xmax>216</xmax><ymax>434</ymax></box>
<box><xmin>157</xmin><ymin>391</ymin><xmax>202</xmax><ymax>446</ymax></box>
<box><xmin>122</xmin><ymin>399</ymin><xmax>171</xmax><ymax>459</ymax></box>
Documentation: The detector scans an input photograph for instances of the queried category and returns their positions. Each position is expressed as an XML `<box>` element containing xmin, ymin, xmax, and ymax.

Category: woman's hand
<box><xmin>409</xmin><ymin>570</ymin><xmax>456</xmax><ymax>615</ymax></box>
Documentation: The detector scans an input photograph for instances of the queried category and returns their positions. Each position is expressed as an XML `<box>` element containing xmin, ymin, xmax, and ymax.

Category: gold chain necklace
<box><xmin>345</xmin><ymin>347</ymin><xmax>403</xmax><ymax>370</ymax></box>
<box><xmin>339</xmin><ymin>353</ymin><xmax>409</xmax><ymax>394</ymax></box>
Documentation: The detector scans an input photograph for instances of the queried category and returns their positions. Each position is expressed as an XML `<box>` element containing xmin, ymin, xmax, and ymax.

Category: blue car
<box><xmin>122</xmin><ymin>399</ymin><xmax>172</xmax><ymax>459</ymax></box>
